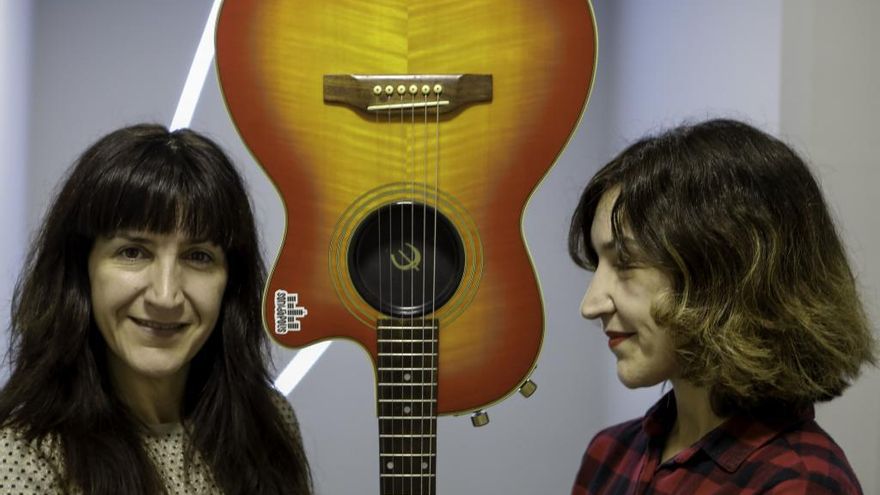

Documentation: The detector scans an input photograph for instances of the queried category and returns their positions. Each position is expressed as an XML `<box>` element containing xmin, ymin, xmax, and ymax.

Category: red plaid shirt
<box><xmin>572</xmin><ymin>392</ymin><xmax>862</xmax><ymax>494</ymax></box>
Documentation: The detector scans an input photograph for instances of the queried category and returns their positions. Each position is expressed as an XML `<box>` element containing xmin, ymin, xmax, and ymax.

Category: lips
<box><xmin>130</xmin><ymin>316</ymin><xmax>187</xmax><ymax>332</ymax></box>
<box><xmin>605</xmin><ymin>330</ymin><xmax>636</xmax><ymax>348</ymax></box>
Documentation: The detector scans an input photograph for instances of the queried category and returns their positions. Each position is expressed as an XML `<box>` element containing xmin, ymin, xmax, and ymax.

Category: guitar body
<box><xmin>216</xmin><ymin>0</ymin><xmax>596</xmax><ymax>415</ymax></box>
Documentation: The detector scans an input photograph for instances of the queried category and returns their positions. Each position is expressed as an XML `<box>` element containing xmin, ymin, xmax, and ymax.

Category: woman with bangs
<box><xmin>569</xmin><ymin>119</ymin><xmax>875</xmax><ymax>494</ymax></box>
<box><xmin>0</xmin><ymin>125</ymin><xmax>312</xmax><ymax>494</ymax></box>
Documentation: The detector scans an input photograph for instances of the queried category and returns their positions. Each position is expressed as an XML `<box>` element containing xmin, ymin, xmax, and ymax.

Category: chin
<box><xmin>129</xmin><ymin>357</ymin><xmax>187</xmax><ymax>380</ymax></box>
<box><xmin>617</xmin><ymin>367</ymin><xmax>666</xmax><ymax>389</ymax></box>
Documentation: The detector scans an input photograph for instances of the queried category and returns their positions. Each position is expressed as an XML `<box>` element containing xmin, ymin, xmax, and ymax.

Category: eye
<box><xmin>612</xmin><ymin>249</ymin><xmax>645</xmax><ymax>272</ymax></box>
<box><xmin>185</xmin><ymin>249</ymin><xmax>216</xmax><ymax>265</ymax></box>
<box><xmin>612</xmin><ymin>257</ymin><xmax>646</xmax><ymax>278</ymax></box>
<box><xmin>116</xmin><ymin>246</ymin><xmax>147</xmax><ymax>261</ymax></box>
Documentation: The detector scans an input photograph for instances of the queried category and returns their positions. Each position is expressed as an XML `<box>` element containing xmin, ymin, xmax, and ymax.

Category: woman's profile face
<box><xmin>579</xmin><ymin>188</ymin><xmax>678</xmax><ymax>388</ymax></box>
<box><xmin>87</xmin><ymin>230</ymin><xmax>228</xmax><ymax>388</ymax></box>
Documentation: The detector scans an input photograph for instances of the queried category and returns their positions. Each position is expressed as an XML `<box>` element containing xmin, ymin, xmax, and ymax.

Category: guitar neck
<box><xmin>377</xmin><ymin>319</ymin><xmax>439</xmax><ymax>495</ymax></box>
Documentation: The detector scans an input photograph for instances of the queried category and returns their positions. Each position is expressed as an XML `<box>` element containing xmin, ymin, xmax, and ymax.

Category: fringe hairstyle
<box><xmin>569</xmin><ymin>119</ymin><xmax>876</xmax><ymax>416</ymax></box>
<box><xmin>1</xmin><ymin>124</ymin><xmax>312</xmax><ymax>494</ymax></box>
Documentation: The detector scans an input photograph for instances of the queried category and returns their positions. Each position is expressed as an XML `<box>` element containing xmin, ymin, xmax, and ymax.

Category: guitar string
<box><xmin>377</xmin><ymin>100</ymin><xmax>384</xmax><ymax>494</ymax></box>
<box><xmin>431</xmin><ymin>90</ymin><xmax>441</xmax><ymax>495</ymax></box>
<box><xmin>376</xmin><ymin>106</ymin><xmax>383</xmax><ymax>323</ymax></box>
<box><xmin>413</xmin><ymin>90</ymin><xmax>425</xmax><ymax>493</ymax></box>
<box><xmin>431</xmin><ymin>91</ymin><xmax>441</xmax><ymax>491</ymax></box>
<box><xmin>400</xmin><ymin>92</ymin><xmax>408</xmax><ymax>495</ymax></box>
<box><xmin>408</xmin><ymin>89</ymin><xmax>416</xmax><ymax>493</ymax></box>
<box><xmin>422</xmin><ymin>88</ymin><xmax>429</xmax><ymax>493</ymax></box>
<box><xmin>382</xmin><ymin>98</ymin><xmax>388</xmax><ymax>495</ymax></box>
<box><xmin>403</xmin><ymin>90</ymin><xmax>413</xmax><ymax>494</ymax></box>
<box><xmin>374</xmin><ymin>101</ymin><xmax>385</xmax><ymax>495</ymax></box>
<box><xmin>388</xmin><ymin>97</ymin><xmax>398</xmax><ymax>494</ymax></box>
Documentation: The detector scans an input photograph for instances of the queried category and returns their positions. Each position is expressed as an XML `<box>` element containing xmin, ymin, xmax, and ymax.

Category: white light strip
<box><xmin>169</xmin><ymin>0</ymin><xmax>332</xmax><ymax>395</ymax></box>
<box><xmin>273</xmin><ymin>341</ymin><xmax>332</xmax><ymax>395</ymax></box>
<box><xmin>169</xmin><ymin>0</ymin><xmax>222</xmax><ymax>130</ymax></box>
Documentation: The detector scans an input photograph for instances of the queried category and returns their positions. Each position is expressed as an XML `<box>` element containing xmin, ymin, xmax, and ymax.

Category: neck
<box><xmin>107</xmin><ymin>354</ymin><xmax>188</xmax><ymax>425</ymax></box>
<box><xmin>664</xmin><ymin>380</ymin><xmax>727</xmax><ymax>458</ymax></box>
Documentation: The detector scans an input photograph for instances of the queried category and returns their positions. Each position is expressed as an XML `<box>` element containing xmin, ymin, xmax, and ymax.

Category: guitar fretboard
<box><xmin>377</xmin><ymin>318</ymin><xmax>439</xmax><ymax>495</ymax></box>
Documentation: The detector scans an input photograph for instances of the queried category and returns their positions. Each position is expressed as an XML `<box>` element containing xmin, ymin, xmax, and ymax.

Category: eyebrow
<box><xmin>592</xmin><ymin>237</ymin><xmax>639</xmax><ymax>255</ymax></box>
<box><xmin>115</xmin><ymin>232</ymin><xmax>213</xmax><ymax>245</ymax></box>
<box><xmin>116</xmin><ymin>233</ymin><xmax>152</xmax><ymax>244</ymax></box>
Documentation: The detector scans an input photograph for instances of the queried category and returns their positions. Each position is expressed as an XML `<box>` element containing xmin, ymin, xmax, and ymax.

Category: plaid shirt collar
<box><xmin>642</xmin><ymin>391</ymin><xmax>815</xmax><ymax>472</ymax></box>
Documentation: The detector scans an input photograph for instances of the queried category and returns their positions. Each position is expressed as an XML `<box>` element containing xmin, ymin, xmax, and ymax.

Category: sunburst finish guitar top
<box><xmin>216</xmin><ymin>0</ymin><xmax>596</xmax><ymax>416</ymax></box>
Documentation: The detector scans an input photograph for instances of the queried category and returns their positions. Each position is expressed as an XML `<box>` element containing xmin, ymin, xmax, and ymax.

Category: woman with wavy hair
<box><xmin>0</xmin><ymin>124</ymin><xmax>312</xmax><ymax>494</ymax></box>
<box><xmin>569</xmin><ymin>119</ymin><xmax>875</xmax><ymax>494</ymax></box>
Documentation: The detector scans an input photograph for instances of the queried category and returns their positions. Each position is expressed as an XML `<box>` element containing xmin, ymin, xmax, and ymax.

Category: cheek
<box><xmin>614</xmin><ymin>288</ymin><xmax>658</xmax><ymax>329</ymax></box>
<box><xmin>90</xmin><ymin>270</ymin><xmax>130</xmax><ymax>322</ymax></box>
<box><xmin>192</xmin><ymin>276</ymin><xmax>228</xmax><ymax>325</ymax></box>
<box><xmin>648</xmin><ymin>329</ymin><xmax>679</xmax><ymax>378</ymax></box>
<box><xmin>620</xmin><ymin>278</ymin><xmax>669</xmax><ymax>327</ymax></box>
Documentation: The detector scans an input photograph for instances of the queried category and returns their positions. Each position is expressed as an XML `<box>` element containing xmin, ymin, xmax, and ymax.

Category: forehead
<box><xmin>111</xmin><ymin>229</ymin><xmax>212</xmax><ymax>243</ymax></box>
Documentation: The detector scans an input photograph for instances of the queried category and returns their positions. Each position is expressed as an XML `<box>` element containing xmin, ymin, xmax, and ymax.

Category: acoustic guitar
<box><xmin>216</xmin><ymin>1</ymin><xmax>596</xmax><ymax>493</ymax></box>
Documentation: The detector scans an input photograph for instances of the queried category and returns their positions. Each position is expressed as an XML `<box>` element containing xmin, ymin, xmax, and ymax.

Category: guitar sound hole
<box><xmin>348</xmin><ymin>202</ymin><xmax>465</xmax><ymax>317</ymax></box>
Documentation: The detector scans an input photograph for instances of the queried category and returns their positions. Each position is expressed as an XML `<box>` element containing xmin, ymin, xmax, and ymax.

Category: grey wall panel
<box><xmin>5</xmin><ymin>1</ymin><xmax>877</xmax><ymax>494</ymax></box>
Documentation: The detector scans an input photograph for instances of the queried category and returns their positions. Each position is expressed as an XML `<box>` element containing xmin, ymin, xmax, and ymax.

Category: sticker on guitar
<box><xmin>274</xmin><ymin>290</ymin><xmax>309</xmax><ymax>334</ymax></box>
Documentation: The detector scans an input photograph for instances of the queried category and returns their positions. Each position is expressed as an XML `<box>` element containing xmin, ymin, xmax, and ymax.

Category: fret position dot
<box><xmin>403</xmin><ymin>373</ymin><xmax>411</xmax><ymax>381</ymax></box>
<box><xmin>421</xmin><ymin>462</ymin><xmax>429</xmax><ymax>470</ymax></box>
<box><xmin>386</xmin><ymin>461</ymin><xmax>395</xmax><ymax>470</ymax></box>
<box><xmin>403</xmin><ymin>406</ymin><xmax>411</xmax><ymax>414</ymax></box>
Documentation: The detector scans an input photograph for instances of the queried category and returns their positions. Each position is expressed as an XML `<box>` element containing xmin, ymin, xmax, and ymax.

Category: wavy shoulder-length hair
<box><xmin>569</xmin><ymin>118</ymin><xmax>876</xmax><ymax>416</ymax></box>
<box><xmin>1</xmin><ymin>124</ymin><xmax>312</xmax><ymax>494</ymax></box>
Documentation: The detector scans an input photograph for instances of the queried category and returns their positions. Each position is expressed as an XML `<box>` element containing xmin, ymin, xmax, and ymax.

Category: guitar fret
<box><xmin>379</xmin><ymin>352</ymin><xmax>437</xmax><ymax>356</ymax></box>
<box><xmin>379</xmin><ymin>434</ymin><xmax>437</xmax><ymax>438</ymax></box>
<box><xmin>380</xmin><ymin>474</ymin><xmax>437</xmax><ymax>478</ymax></box>
<box><xmin>379</xmin><ymin>453</ymin><xmax>437</xmax><ymax>457</ymax></box>
<box><xmin>377</xmin><ymin>326</ymin><xmax>439</xmax><ymax>330</ymax></box>
<box><xmin>378</xmin><ymin>383</ymin><xmax>435</xmax><ymax>386</ymax></box>
<box><xmin>378</xmin><ymin>416</ymin><xmax>434</xmax><ymax>419</ymax></box>
<box><xmin>377</xmin><ymin>367</ymin><xmax>436</xmax><ymax>371</ymax></box>
<box><xmin>377</xmin><ymin>339</ymin><xmax>438</xmax><ymax>343</ymax></box>
<box><xmin>378</xmin><ymin>399</ymin><xmax>435</xmax><ymax>402</ymax></box>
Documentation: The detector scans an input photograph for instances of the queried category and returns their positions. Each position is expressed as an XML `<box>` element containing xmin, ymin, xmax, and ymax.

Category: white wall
<box><xmin>780</xmin><ymin>1</ymin><xmax>880</xmax><ymax>491</ymax></box>
<box><xmin>3</xmin><ymin>1</ymin><xmax>877</xmax><ymax>494</ymax></box>
<box><xmin>0</xmin><ymin>0</ymin><xmax>31</xmax><ymax>380</ymax></box>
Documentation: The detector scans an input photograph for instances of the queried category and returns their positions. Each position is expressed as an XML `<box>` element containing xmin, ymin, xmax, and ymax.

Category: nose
<box><xmin>580</xmin><ymin>267</ymin><xmax>614</xmax><ymax>321</ymax></box>
<box><xmin>144</xmin><ymin>258</ymin><xmax>185</xmax><ymax>309</ymax></box>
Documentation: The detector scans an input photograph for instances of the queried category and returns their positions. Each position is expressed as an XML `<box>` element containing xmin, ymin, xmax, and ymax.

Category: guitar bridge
<box><xmin>324</xmin><ymin>74</ymin><xmax>492</xmax><ymax>115</ymax></box>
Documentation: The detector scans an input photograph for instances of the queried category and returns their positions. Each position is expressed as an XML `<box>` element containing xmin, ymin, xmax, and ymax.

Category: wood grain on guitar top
<box><xmin>216</xmin><ymin>0</ymin><xmax>597</xmax><ymax>415</ymax></box>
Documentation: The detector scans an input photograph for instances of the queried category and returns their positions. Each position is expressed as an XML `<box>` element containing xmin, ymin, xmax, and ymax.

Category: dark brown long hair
<box><xmin>569</xmin><ymin>118</ymin><xmax>876</xmax><ymax>416</ymax></box>
<box><xmin>1</xmin><ymin>124</ymin><xmax>312</xmax><ymax>494</ymax></box>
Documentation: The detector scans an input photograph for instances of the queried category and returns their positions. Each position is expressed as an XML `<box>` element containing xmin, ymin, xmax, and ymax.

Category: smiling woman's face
<box><xmin>88</xmin><ymin>230</ymin><xmax>228</xmax><ymax>390</ymax></box>
<box><xmin>579</xmin><ymin>188</ymin><xmax>679</xmax><ymax>388</ymax></box>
